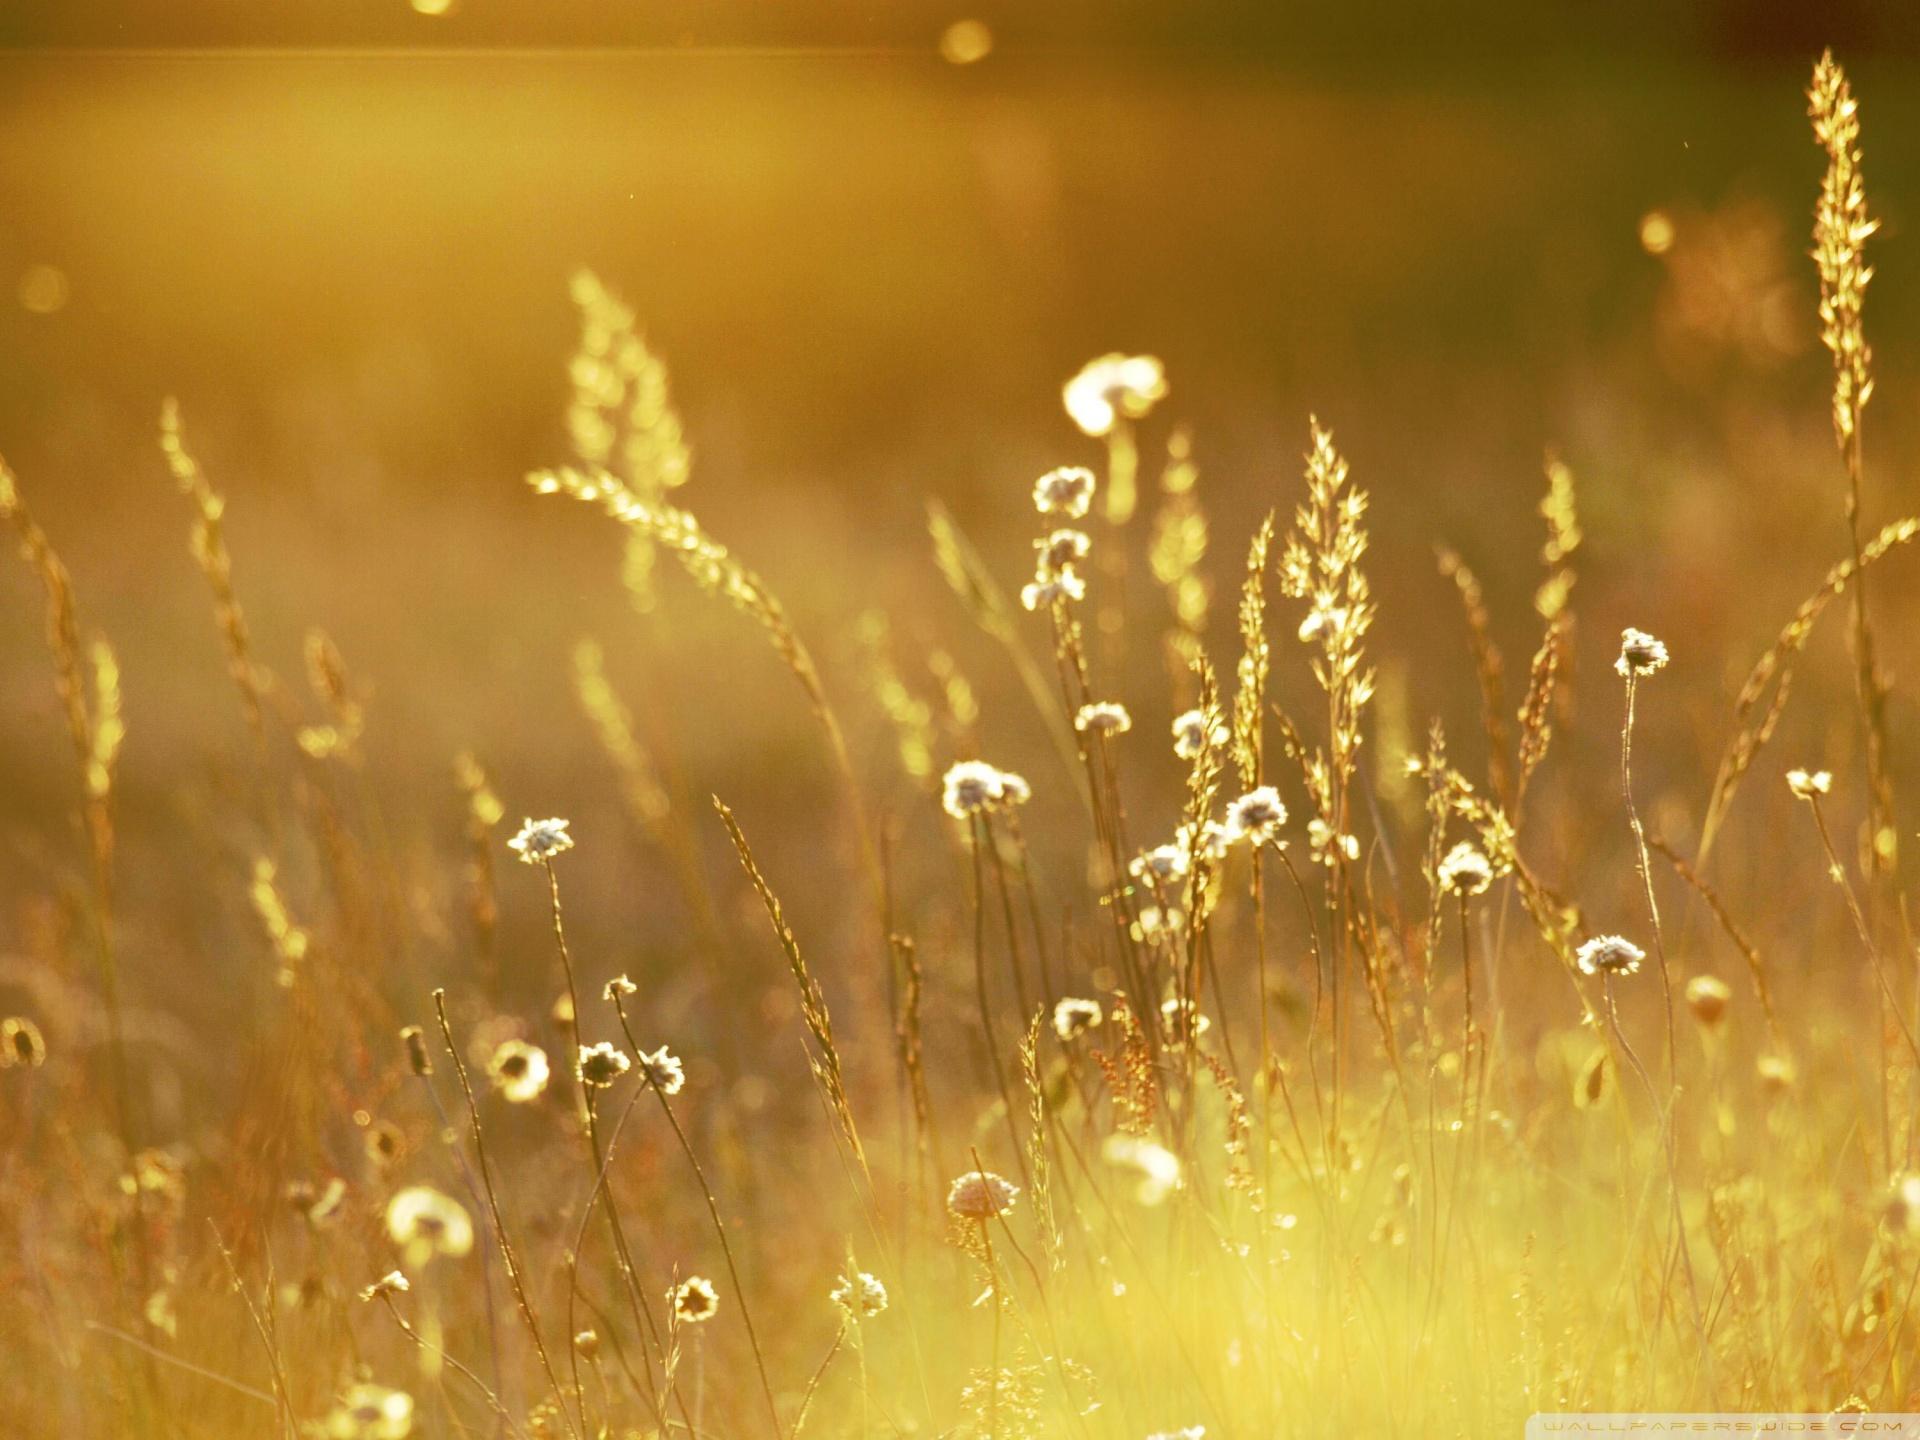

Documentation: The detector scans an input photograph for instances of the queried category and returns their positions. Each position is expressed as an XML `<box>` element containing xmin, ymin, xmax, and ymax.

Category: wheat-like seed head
<box><xmin>572</xmin><ymin>638</ymin><xmax>671</xmax><ymax>824</ymax></box>
<box><xmin>1231</xmin><ymin>512</ymin><xmax>1274</xmax><ymax>790</ymax></box>
<box><xmin>1809</xmin><ymin>52</ymin><xmax>1876</xmax><ymax>451</ymax></box>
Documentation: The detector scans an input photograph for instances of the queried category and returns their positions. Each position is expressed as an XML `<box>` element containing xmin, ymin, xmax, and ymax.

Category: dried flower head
<box><xmin>1437</xmin><ymin>841</ymin><xmax>1494</xmax><ymax>897</ymax></box>
<box><xmin>577</xmin><ymin>1041</ymin><xmax>632</xmax><ymax>1089</ymax></box>
<box><xmin>996</xmin><ymin>771</ymin><xmax>1031</xmax><ymax>807</ymax></box>
<box><xmin>946</xmin><ymin>1169</ymin><xmax>1021</xmax><ymax>1221</ymax></box>
<box><xmin>285</xmin><ymin>1176</ymin><xmax>345</xmax><ymax>1227</ymax></box>
<box><xmin>1614</xmin><ymin>628</ymin><xmax>1669</xmax><ymax>678</ymax></box>
<box><xmin>1031</xmin><ymin>465</ymin><xmax>1097</xmax><ymax>520</ymax></box>
<box><xmin>604</xmin><ymin>974</ymin><xmax>638</xmax><ymax>999</ymax></box>
<box><xmin>323</xmin><ymin>1383</ymin><xmax>415</xmax><ymax>1440</ymax></box>
<box><xmin>1172</xmin><ymin>707</ymin><xmax>1228</xmax><ymax>762</ymax></box>
<box><xmin>508</xmin><ymin>816</ymin><xmax>574</xmax><ymax>864</ymax></box>
<box><xmin>637</xmin><ymin>1045</ymin><xmax>685</xmax><ymax>1096</ymax></box>
<box><xmin>1075</xmin><ymin>701</ymin><xmax>1132</xmax><ymax>736</ymax></box>
<box><xmin>1129</xmin><ymin>842</ymin><xmax>1190</xmax><ymax>886</ymax></box>
<box><xmin>1757</xmin><ymin>1052</ymin><xmax>1798</xmax><ymax>1093</ymax></box>
<box><xmin>942</xmin><ymin>760</ymin><xmax>1006</xmax><ymax>818</ymax></box>
<box><xmin>1884</xmin><ymin>1173</ymin><xmax>1920</xmax><ymax>1236</ymax></box>
<box><xmin>1576</xmin><ymin>934</ymin><xmax>1646</xmax><ymax>978</ymax></box>
<box><xmin>830</xmin><ymin>1269</ymin><xmax>890</xmax><ymax>1319</ymax></box>
<box><xmin>1787</xmin><ymin>768</ymin><xmax>1833</xmax><ymax>800</ymax></box>
<box><xmin>1133</xmin><ymin>904</ymin><xmax>1186</xmax><ymax>940</ymax></box>
<box><xmin>1192</xmin><ymin>818</ymin><xmax>1235</xmax><ymax>861</ymax></box>
<box><xmin>1</xmin><ymin>1015</ymin><xmax>46</xmax><ymax>1069</ymax></box>
<box><xmin>670</xmin><ymin>1275</ymin><xmax>720</xmax><ymax>1324</ymax></box>
<box><xmin>486</xmin><ymin>1040</ymin><xmax>551</xmax><ymax>1103</ymax></box>
<box><xmin>399</xmin><ymin>1024</ymin><xmax>431</xmax><ymax>1077</ymax></box>
<box><xmin>1685</xmin><ymin>974</ymin><xmax>1732</xmax><ymax>1027</ymax></box>
<box><xmin>1103</xmin><ymin>1132</ymin><xmax>1182</xmax><ymax>1206</ymax></box>
<box><xmin>1307</xmin><ymin>818</ymin><xmax>1360</xmax><ymax>865</ymax></box>
<box><xmin>1159</xmin><ymin>994</ymin><xmax>1212</xmax><ymax>1041</ymax></box>
<box><xmin>364</xmin><ymin>1121</ymin><xmax>405</xmax><ymax>1168</ymax></box>
<box><xmin>1052</xmin><ymin>996</ymin><xmax>1104</xmax><ymax>1040</ymax></box>
<box><xmin>359</xmin><ymin>1270</ymin><xmax>410</xmax><ymax>1302</ymax></box>
<box><xmin>1037</xmin><ymin>528</ymin><xmax>1092</xmax><ymax>572</ymax></box>
<box><xmin>1063</xmin><ymin>353</ymin><xmax>1167</xmax><ymax>437</ymax></box>
<box><xmin>1020</xmin><ymin>569</ymin><xmax>1088</xmax><ymax>612</ymax></box>
<box><xmin>1226</xmin><ymin>786</ymin><xmax>1287</xmax><ymax>846</ymax></box>
<box><xmin>573</xmin><ymin>1328</ymin><xmax>601</xmax><ymax>1358</ymax></box>
<box><xmin>385</xmin><ymin>1186</ymin><xmax>474</xmax><ymax>1266</ymax></box>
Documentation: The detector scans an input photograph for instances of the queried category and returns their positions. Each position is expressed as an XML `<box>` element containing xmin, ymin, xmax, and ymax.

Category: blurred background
<box><xmin>2</xmin><ymin>4</ymin><xmax>1919</xmax><ymax>1077</ymax></box>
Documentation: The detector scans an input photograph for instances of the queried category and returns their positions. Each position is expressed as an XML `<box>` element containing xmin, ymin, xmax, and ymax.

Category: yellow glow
<box><xmin>18</xmin><ymin>263</ymin><xmax>67</xmax><ymax>314</ymax></box>
<box><xmin>939</xmin><ymin>19</ymin><xmax>993</xmax><ymax>65</ymax></box>
<box><xmin>1639</xmin><ymin>208</ymin><xmax>1676</xmax><ymax>254</ymax></box>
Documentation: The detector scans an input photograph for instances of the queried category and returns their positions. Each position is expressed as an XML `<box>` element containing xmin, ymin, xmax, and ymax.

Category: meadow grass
<box><xmin>4</xmin><ymin>49</ymin><xmax>1920</xmax><ymax>1440</ymax></box>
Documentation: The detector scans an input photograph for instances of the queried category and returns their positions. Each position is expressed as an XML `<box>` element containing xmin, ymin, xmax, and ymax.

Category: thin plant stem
<box><xmin>608</xmin><ymin>994</ymin><xmax>785</xmax><ymax>1440</ymax></box>
<box><xmin>1617</xmin><ymin>673</ymin><xmax>1713</xmax><ymax>1395</ymax></box>
<box><xmin>430</xmin><ymin>989</ymin><xmax>581</xmax><ymax>1440</ymax></box>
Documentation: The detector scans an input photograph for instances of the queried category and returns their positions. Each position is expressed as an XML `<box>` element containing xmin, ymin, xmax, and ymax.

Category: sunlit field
<box><xmin>7</xmin><ymin>27</ymin><xmax>1920</xmax><ymax>1440</ymax></box>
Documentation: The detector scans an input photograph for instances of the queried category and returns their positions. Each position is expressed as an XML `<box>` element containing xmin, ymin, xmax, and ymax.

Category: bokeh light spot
<box><xmin>1639</xmin><ymin>209</ymin><xmax>1676</xmax><ymax>255</ymax></box>
<box><xmin>939</xmin><ymin>19</ymin><xmax>993</xmax><ymax>65</ymax></box>
<box><xmin>18</xmin><ymin>263</ymin><xmax>68</xmax><ymax>314</ymax></box>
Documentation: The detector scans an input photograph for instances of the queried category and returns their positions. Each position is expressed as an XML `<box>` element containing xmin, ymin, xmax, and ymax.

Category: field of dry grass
<box><xmin>5</xmin><ymin>41</ymin><xmax>1920</xmax><ymax>1440</ymax></box>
